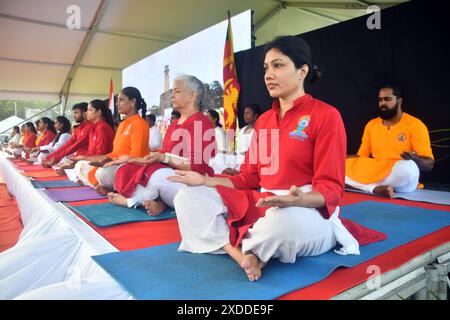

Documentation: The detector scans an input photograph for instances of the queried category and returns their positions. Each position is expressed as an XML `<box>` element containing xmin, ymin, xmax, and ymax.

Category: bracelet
<box><xmin>161</xmin><ymin>152</ymin><xmax>170</xmax><ymax>164</ymax></box>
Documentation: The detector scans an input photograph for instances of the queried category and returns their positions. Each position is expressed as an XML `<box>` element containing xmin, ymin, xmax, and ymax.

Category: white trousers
<box><xmin>12</xmin><ymin>148</ymin><xmax>22</xmax><ymax>157</ymax></box>
<box><xmin>126</xmin><ymin>168</ymin><xmax>183</xmax><ymax>208</ymax></box>
<box><xmin>34</xmin><ymin>152</ymin><xmax>48</xmax><ymax>165</ymax></box>
<box><xmin>209</xmin><ymin>153</ymin><xmax>245</xmax><ymax>174</ymax></box>
<box><xmin>173</xmin><ymin>185</ymin><xmax>338</xmax><ymax>264</ymax></box>
<box><xmin>74</xmin><ymin>161</ymin><xmax>119</xmax><ymax>189</ymax></box>
<box><xmin>345</xmin><ymin>159</ymin><xmax>420</xmax><ymax>193</ymax></box>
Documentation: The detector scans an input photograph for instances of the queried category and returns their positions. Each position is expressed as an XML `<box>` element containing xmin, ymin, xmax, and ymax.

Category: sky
<box><xmin>122</xmin><ymin>10</ymin><xmax>252</xmax><ymax>108</ymax></box>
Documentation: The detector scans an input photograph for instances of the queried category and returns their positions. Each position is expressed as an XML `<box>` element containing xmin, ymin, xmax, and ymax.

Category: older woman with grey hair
<box><xmin>107</xmin><ymin>74</ymin><xmax>216</xmax><ymax>216</ymax></box>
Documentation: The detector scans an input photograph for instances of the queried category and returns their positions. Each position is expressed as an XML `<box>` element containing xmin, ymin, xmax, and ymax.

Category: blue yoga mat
<box><xmin>345</xmin><ymin>188</ymin><xmax>450</xmax><ymax>206</ymax></box>
<box><xmin>31</xmin><ymin>179</ymin><xmax>82</xmax><ymax>189</ymax></box>
<box><xmin>66</xmin><ymin>202</ymin><xmax>176</xmax><ymax>227</ymax></box>
<box><xmin>92</xmin><ymin>201</ymin><xmax>450</xmax><ymax>300</ymax></box>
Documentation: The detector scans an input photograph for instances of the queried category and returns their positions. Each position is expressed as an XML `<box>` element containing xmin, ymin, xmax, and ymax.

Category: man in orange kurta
<box><xmin>345</xmin><ymin>85</ymin><xmax>434</xmax><ymax>198</ymax></box>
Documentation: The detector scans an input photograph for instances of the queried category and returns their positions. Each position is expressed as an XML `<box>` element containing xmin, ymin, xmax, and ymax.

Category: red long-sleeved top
<box><xmin>47</xmin><ymin>120</ymin><xmax>93</xmax><ymax>163</ymax></box>
<box><xmin>217</xmin><ymin>94</ymin><xmax>352</xmax><ymax>247</ymax></box>
<box><xmin>114</xmin><ymin>112</ymin><xmax>216</xmax><ymax>197</ymax></box>
<box><xmin>86</xmin><ymin>120</ymin><xmax>115</xmax><ymax>156</ymax></box>
<box><xmin>37</xmin><ymin>130</ymin><xmax>56</xmax><ymax>147</ymax></box>
<box><xmin>227</xmin><ymin>94</ymin><xmax>346</xmax><ymax>216</ymax></box>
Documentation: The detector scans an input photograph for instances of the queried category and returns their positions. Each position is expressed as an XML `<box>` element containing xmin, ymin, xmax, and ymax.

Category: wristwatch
<box><xmin>161</xmin><ymin>152</ymin><xmax>170</xmax><ymax>164</ymax></box>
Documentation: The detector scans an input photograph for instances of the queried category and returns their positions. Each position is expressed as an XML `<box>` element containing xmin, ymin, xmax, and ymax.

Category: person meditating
<box><xmin>42</xmin><ymin>102</ymin><xmax>93</xmax><ymax>168</ymax></box>
<box><xmin>74</xmin><ymin>87</ymin><xmax>149</xmax><ymax>193</ymax></box>
<box><xmin>345</xmin><ymin>84</ymin><xmax>434</xmax><ymax>198</ymax></box>
<box><xmin>33</xmin><ymin>116</ymin><xmax>71</xmax><ymax>165</ymax></box>
<box><xmin>107</xmin><ymin>75</ymin><xmax>215</xmax><ymax>216</ymax></box>
<box><xmin>168</xmin><ymin>36</ymin><xmax>385</xmax><ymax>282</ymax></box>
<box><xmin>210</xmin><ymin>104</ymin><xmax>261</xmax><ymax>175</ymax></box>
<box><xmin>71</xmin><ymin>99</ymin><xmax>115</xmax><ymax>180</ymax></box>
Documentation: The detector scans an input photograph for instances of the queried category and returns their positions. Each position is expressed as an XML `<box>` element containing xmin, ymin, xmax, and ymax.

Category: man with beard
<box><xmin>345</xmin><ymin>84</ymin><xmax>434</xmax><ymax>198</ymax></box>
<box><xmin>42</xmin><ymin>102</ymin><xmax>93</xmax><ymax>168</ymax></box>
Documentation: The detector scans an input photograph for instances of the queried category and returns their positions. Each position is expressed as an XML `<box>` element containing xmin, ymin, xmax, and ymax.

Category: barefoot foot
<box><xmin>240</xmin><ymin>254</ymin><xmax>262</xmax><ymax>281</ymax></box>
<box><xmin>96</xmin><ymin>185</ymin><xmax>113</xmax><ymax>196</ymax></box>
<box><xmin>373</xmin><ymin>185</ymin><xmax>394</xmax><ymax>199</ymax></box>
<box><xmin>107</xmin><ymin>192</ymin><xmax>128</xmax><ymax>207</ymax></box>
<box><xmin>143</xmin><ymin>199</ymin><xmax>167</xmax><ymax>216</ymax></box>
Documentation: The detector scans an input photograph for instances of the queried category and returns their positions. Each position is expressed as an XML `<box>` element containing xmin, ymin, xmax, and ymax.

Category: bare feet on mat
<box><xmin>107</xmin><ymin>192</ymin><xmax>127</xmax><ymax>207</ymax></box>
<box><xmin>56</xmin><ymin>169</ymin><xmax>65</xmax><ymax>176</ymax></box>
<box><xmin>240</xmin><ymin>254</ymin><xmax>262</xmax><ymax>281</ymax></box>
<box><xmin>143</xmin><ymin>199</ymin><xmax>167</xmax><ymax>216</ymax></box>
<box><xmin>95</xmin><ymin>185</ymin><xmax>113</xmax><ymax>196</ymax></box>
<box><xmin>373</xmin><ymin>185</ymin><xmax>394</xmax><ymax>199</ymax></box>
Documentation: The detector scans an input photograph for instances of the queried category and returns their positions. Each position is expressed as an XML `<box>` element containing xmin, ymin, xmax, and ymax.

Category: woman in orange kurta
<box><xmin>75</xmin><ymin>88</ymin><xmax>149</xmax><ymax>191</ymax></box>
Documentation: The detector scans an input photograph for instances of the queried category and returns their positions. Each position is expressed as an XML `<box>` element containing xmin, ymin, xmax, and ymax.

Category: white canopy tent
<box><xmin>0</xmin><ymin>0</ymin><xmax>407</xmax><ymax>104</ymax></box>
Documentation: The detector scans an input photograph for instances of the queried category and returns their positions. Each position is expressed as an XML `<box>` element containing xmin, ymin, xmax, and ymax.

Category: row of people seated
<box><xmin>207</xmin><ymin>105</ymin><xmax>261</xmax><ymax>175</ymax></box>
<box><xmin>5</xmin><ymin>36</ymin><xmax>435</xmax><ymax>283</ymax></box>
<box><xmin>4</xmin><ymin>99</ymin><xmax>165</xmax><ymax>169</ymax></box>
<box><xmin>3</xmin><ymin>117</ymin><xmax>71</xmax><ymax>164</ymax></box>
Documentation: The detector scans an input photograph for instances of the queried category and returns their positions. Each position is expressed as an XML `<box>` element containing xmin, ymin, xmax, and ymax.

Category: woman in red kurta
<box><xmin>169</xmin><ymin>36</ymin><xmax>386</xmax><ymax>282</ymax></box>
<box><xmin>107</xmin><ymin>75</ymin><xmax>215</xmax><ymax>215</ymax></box>
<box><xmin>26</xmin><ymin>117</ymin><xmax>56</xmax><ymax>161</ymax></box>
<box><xmin>71</xmin><ymin>100</ymin><xmax>115</xmax><ymax>159</ymax></box>
<box><xmin>13</xmin><ymin>122</ymin><xmax>37</xmax><ymax>158</ymax></box>
<box><xmin>72</xmin><ymin>99</ymin><xmax>116</xmax><ymax>184</ymax></box>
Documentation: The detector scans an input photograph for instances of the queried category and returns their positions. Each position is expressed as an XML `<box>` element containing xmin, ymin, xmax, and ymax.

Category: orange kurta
<box><xmin>107</xmin><ymin>114</ymin><xmax>149</xmax><ymax>159</ymax></box>
<box><xmin>346</xmin><ymin>113</ymin><xmax>434</xmax><ymax>184</ymax></box>
<box><xmin>87</xmin><ymin>114</ymin><xmax>149</xmax><ymax>186</ymax></box>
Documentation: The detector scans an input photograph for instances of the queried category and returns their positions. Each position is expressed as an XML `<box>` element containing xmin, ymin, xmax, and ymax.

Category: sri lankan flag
<box><xmin>223</xmin><ymin>13</ymin><xmax>240</xmax><ymax>132</ymax></box>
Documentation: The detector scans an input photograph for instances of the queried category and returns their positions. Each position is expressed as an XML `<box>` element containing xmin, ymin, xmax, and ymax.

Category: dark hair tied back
<box><xmin>264</xmin><ymin>35</ymin><xmax>321</xmax><ymax>84</ymax></box>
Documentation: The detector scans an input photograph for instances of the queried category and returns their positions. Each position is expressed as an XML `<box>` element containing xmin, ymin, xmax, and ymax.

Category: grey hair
<box><xmin>174</xmin><ymin>74</ymin><xmax>205</xmax><ymax>110</ymax></box>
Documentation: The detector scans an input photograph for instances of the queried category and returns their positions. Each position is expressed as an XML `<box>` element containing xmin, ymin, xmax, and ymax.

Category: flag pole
<box><xmin>223</xmin><ymin>10</ymin><xmax>240</xmax><ymax>154</ymax></box>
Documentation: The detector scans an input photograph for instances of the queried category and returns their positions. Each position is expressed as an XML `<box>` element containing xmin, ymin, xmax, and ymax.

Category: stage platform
<box><xmin>0</xmin><ymin>153</ymin><xmax>448</xmax><ymax>300</ymax></box>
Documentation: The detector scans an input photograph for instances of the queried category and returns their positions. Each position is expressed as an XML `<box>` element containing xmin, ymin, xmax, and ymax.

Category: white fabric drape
<box><xmin>0</xmin><ymin>153</ymin><xmax>132</xmax><ymax>299</ymax></box>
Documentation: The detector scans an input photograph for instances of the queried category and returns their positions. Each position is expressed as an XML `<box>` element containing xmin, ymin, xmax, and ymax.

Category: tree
<box><xmin>202</xmin><ymin>81</ymin><xmax>224</xmax><ymax>110</ymax></box>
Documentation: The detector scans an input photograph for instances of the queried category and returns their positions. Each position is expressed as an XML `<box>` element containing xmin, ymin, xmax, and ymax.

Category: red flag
<box><xmin>223</xmin><ymin>13</ymin><xmax>240</xmax><ymax>133</ymax></box>
<box><xmin>108</xmin><ymin>78</ymin><xmax>114</xmax><ymax>115</ymax></box>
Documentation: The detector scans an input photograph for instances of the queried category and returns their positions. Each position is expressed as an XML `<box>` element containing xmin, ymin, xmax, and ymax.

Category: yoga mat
<box><xmin>66</xmin><ymin>202</ymin><xmax>176</xmax><ymax>227</ymax></box>
<box><xmin>43</xmin><ymin>187</ymin><xmax>106</xmax><ymax>202</ymax></box>
<box><xmin>14</xmin><ymin>162</ymin><xmax>33</xmax><ymax>167</ymax></box>
<box><xmin>393</xmin><ymin>189</ymin><xmax>450</xmax><ymax>206</ymax></box>
<box><xmin>92</xmin><ymin>201</ymin><xmax>450</xmax><ymax>300</ymax></box>
<box><xmin>23</xmin><ymin>171</ymin><xmax>63</xmax><ymax>178</ymax></box>
<box><xmin>34</xmin><ymin>176</ymin><xmax>68</xmax><ymax>181</ymax></box>
<box><xmin>345</xmin><ymin>188</ymin><xmax>450</xmax><ymax>206</ymax></box>
<box><xmin>31</xmin><ymin>179</ymin><xmax>83</xmax><ymax>189</ymax></box>
<box><xmin>15</xmin><ymin>165</ymin><xmax>46</xmax><ymax>171</ymax></box>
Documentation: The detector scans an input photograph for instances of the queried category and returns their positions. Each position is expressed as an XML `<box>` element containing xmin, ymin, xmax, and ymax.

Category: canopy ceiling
<box><xmin>0</xmin><ymin>0</ymin><xmax>408</xmax><ymax>103</ymax></box>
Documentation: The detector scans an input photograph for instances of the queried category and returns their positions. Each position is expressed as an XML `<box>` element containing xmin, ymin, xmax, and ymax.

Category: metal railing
<box><xmin>0</xmin><ymin>99</ymin><xmax>62</xmax><ymax>135</ymax></box>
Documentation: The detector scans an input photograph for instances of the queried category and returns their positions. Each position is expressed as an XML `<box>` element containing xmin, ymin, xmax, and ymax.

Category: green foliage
<box><xmin>0</xmin><ymin>99</ymin><xmax>64</xmax><ymax>122</ymax></box>
<box><xmin>203</xmin><ymin>81</ymin><xmax>224</xmax><ymax>110</ymax></box>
